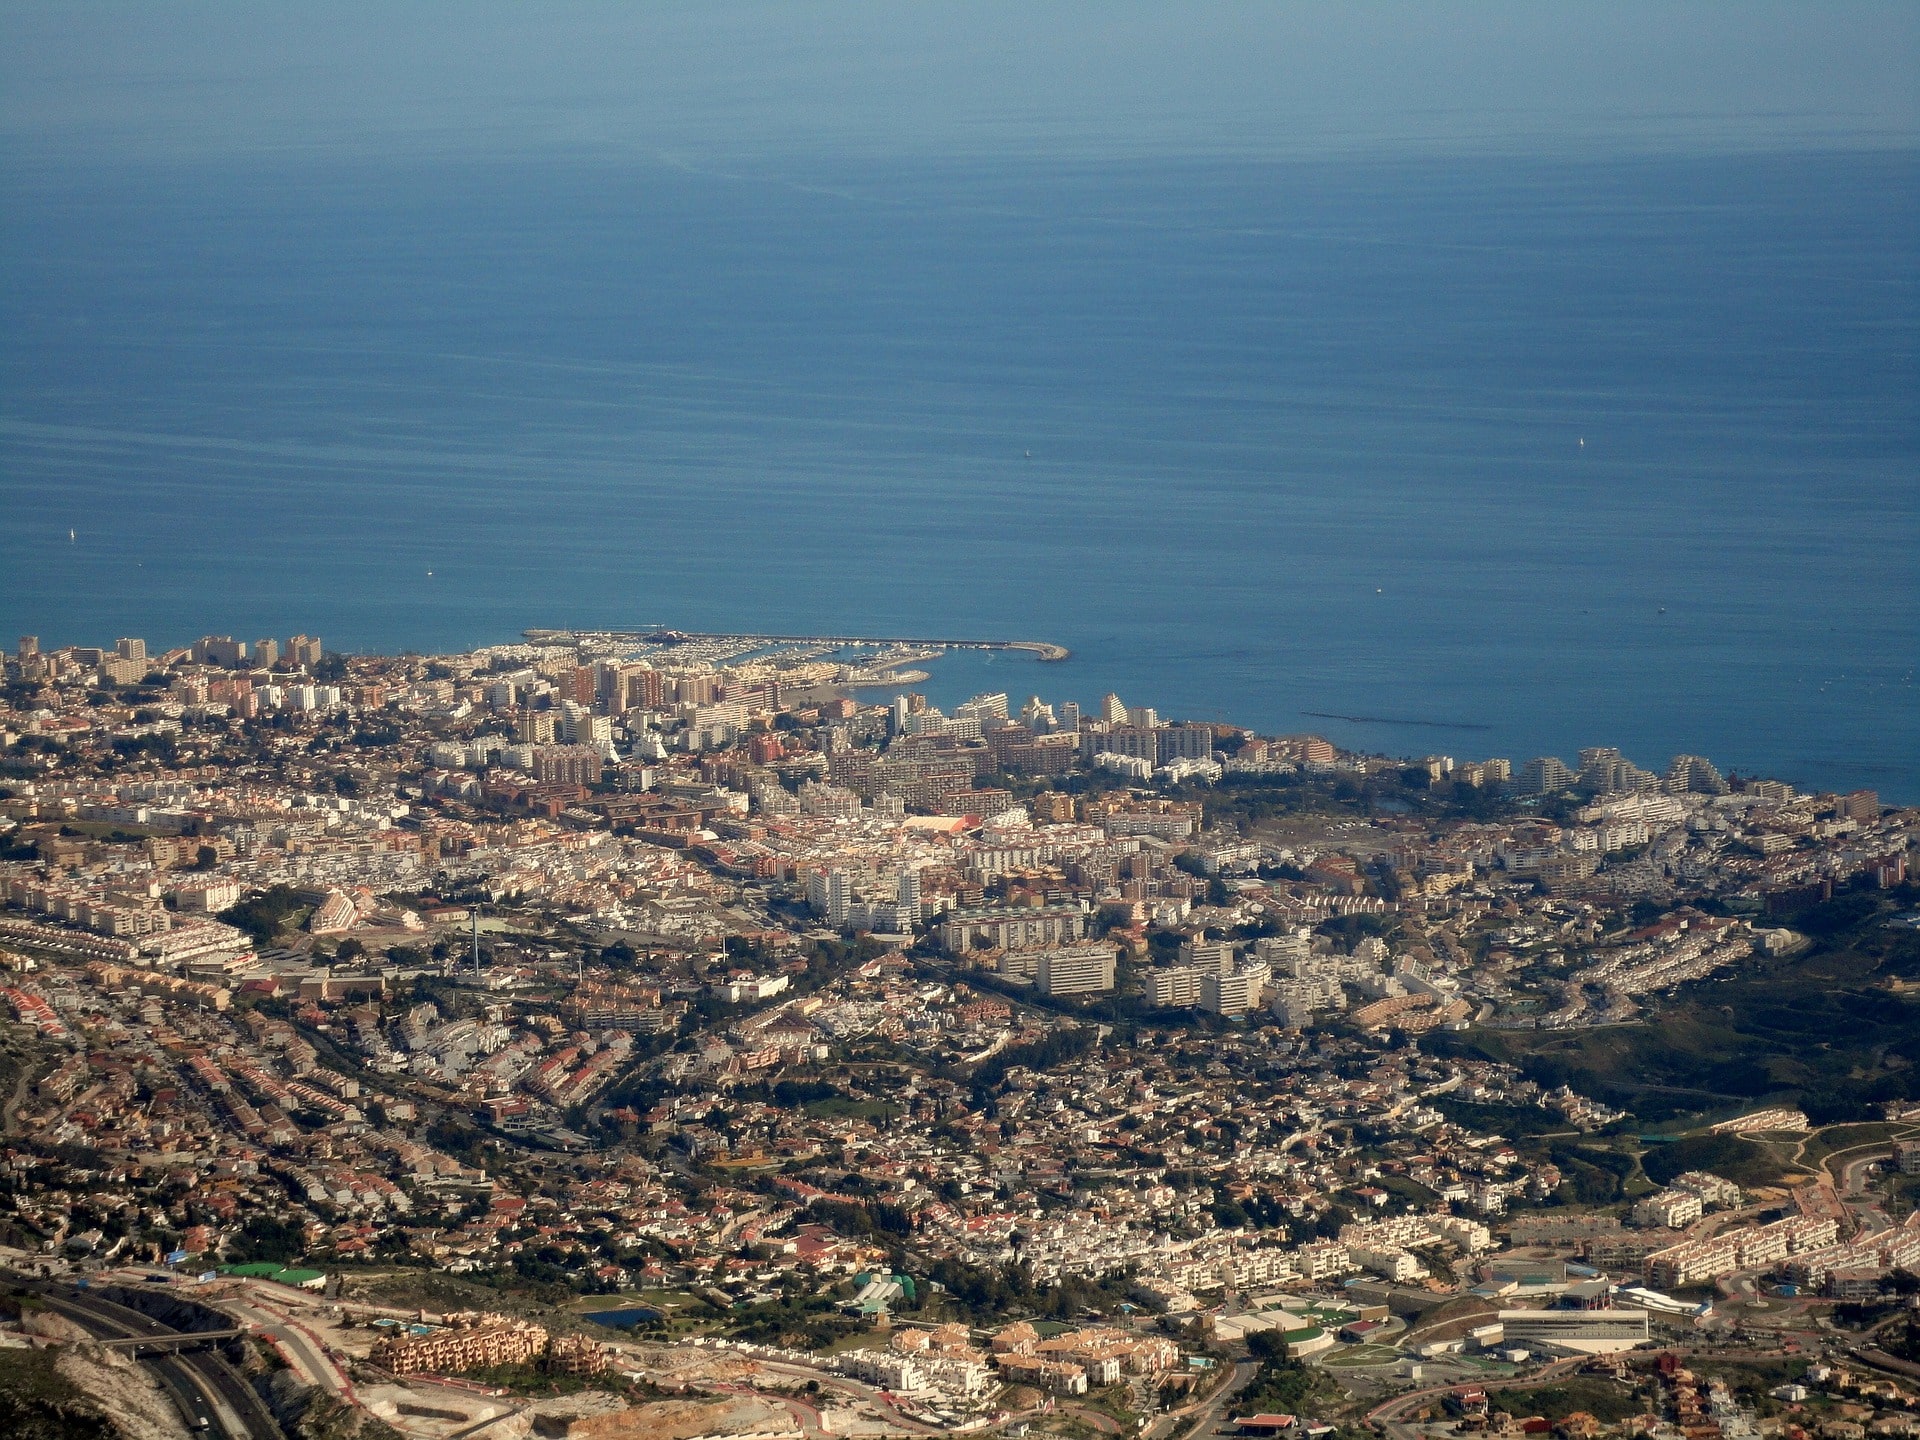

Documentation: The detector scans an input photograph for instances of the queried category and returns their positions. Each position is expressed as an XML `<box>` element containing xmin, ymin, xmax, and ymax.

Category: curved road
<box><xmin>1368</xmin><ymin>1357</ymin><xmax>1584</xmax><ymax>1440</ymax></box>
<box><xmin>1144</xmin><ymin>1357</ymin><xmax>1258</xmax><ymax>1440</ymax></box>
<box><xmin>734</xmin><ymin>1356</ymin><xmax>949</xmax><ymax>1435</ymax></box>
<box><xmin>11</xmin><ymin>1277</ymin><xmax>286</xmax><ymax>1439</ymax></box>
<box><xmin>222</xmin><ymin>1290</ymin><xmax>360</xmax><ymax>1405</ymax></box>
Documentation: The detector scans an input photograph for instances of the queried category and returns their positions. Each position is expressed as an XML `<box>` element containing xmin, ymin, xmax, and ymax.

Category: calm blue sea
<box><xmin>1</xmin><ymin>150</ymin><xmax>1915</xmax><ymax>798</ymax></box>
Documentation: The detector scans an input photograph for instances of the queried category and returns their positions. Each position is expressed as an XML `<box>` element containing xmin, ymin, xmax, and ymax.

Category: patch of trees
<box><xmin>230</xmin><ymin>1213</ymin><xmax>306</xmax><ymax>1264</ymax></box>
<box><xmin>1879</xmin><ymin>1286</ymin><xmax>1920</xmax><ymax>1361</ymax></box>
<box><xmin>1544</xmin><ymin>1143</ymin><xmax>1637</xmax><ymax>1206</ymax></box>
<box><xmin>922</xmin><ymin>1256</ymin><xmax>1131</xmax><ymax>1324</ymax></box>
<box><xmin>1485</xmin><ymin>1380</ymin><xmax>1641</xmax><ymax>1424</ymax></box>
<box><xmin>1432</xmin><ymin>1098</ymin><xmax>1563</xmax><ymax>1138</ymax></box>
<box><xmin>1641</xmin><ymin>1132</ymin><xmax>1780</xmax><ymax>1189</ymax></box>
<box><xmin>1793</xmin><ymin>891</ymin><xmax>1884</xmax><ymax>937</ymax></box>
<box><xmin>109</xmin><ymin>733</ymin><xmax>177</xmax><ymax>763</ymax></box>
<box><xmin>1240</xmin><ymin>1331</ymin><xmax>1329</xmax><ymax>1414</ymax></box>
<box><xmin>728</xmin><ymin>1293</ymin><xmax>861</xmax><ymax>1350</ymax></box>
<box><xmin>806</xmin><ymin>1198</ymin><xmax>913</xmax><ymax>1240</ymax></box>
<box><xmin>218</xmin><ymin>884</ymin><xmax>307</xmax><ymax>946</ymax></box>
<box><xmin>742</xmin><ymin>1079</ymin><xmax>842</xmax><ymax>1109</ymax></box>
<box><xmin>972</xmin><ymin>1026</ymin><xmax>1098</xmax><ymax>1093</ymax></box>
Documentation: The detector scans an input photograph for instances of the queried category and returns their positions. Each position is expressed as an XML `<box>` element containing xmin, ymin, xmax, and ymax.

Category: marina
<box><xmin>524</xmin><ymin>628</ymin><xmax>1071</xmax><ymax>662</ymax></box>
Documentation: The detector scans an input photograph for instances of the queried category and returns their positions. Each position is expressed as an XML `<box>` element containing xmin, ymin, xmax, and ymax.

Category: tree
<box><xmin>1313</xmin><ymin>1203</ymin><xmax>1354</xmax><ymax>1238</ymax></box>
<box><xmin>219</xmin><ymin>884</ymin><xmax>305</xmax><ymax>947</ymax></box>
<box><xmin>231</xmin><ymin>1213</ymin><xmax>305</xmax><ymax>1264</ymax></box>
<box><xmin>1237</xmin><ymin>1339</ymin><xmax>1323</xmax><ymax>1415</ymax></box>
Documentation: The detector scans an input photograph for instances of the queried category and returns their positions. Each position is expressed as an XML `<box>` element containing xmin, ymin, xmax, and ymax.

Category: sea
<box><xmin>1</xmin><ymin>148</ymin><xmax>1915</xmax><ymax>799</ymax></box>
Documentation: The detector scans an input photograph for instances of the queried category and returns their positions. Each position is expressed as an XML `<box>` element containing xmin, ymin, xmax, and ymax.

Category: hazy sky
<box><xmin>3</xmin><ymin>2</ymin><xmax>1916</xmax><ymax>164</ymax></box>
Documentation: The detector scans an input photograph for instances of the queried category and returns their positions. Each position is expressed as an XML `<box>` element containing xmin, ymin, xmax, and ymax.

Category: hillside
<box><xmin>1429</xmin><ymin>894</ymin><xmax>1920</xmax><ymax>1127</ymax></box>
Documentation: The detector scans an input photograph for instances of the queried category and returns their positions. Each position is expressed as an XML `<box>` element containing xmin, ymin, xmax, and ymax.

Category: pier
<box><xmin>524</xmin><ymin>628</ymin><xmax>1071</xmax><ymax>662</ymax></box>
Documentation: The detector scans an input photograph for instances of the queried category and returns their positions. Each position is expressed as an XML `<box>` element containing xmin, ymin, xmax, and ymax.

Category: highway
<box><xmin>6</xmin><ymin>1273</ymin><xmax>287</xmax><ymax>1439</ymax></box>
<box><xmin>99</xmin><ymin>1326</ymin><xmax>246</xmax><ymax>1349</ymax></box>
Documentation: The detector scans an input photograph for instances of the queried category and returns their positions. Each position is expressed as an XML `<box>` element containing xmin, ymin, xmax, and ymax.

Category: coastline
<box><xmin>524</xmin><ymin>628</ymin><xmax>1072</xmax><ymax>662</ymax></box>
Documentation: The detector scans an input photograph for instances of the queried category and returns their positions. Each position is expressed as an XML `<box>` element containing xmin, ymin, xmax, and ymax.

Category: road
<box><xmin>737</xmin><ymin>1356</ymin><xmax>949</xmax><ymax>1435</ymax></box>
<box><xmin>220</xmin><ymin>1289</ymin><xmax>361</xmax><ymax>1406</ymax></box>
<box><xmin>1833</xmin><ymin>1150</ymin><xmax>1900</xmax><ymax>1237</ymax></box>
<box><xmin>34</xmin><ymin>1291</ymin><xmax>239</xmax><ymax>1436</ymax></box>
<box><xmin>0</xmin><ymin>1039</ymin><xmax>40</xmax><ymax>1137</ymax></box>
<box><xmin>1773</xmin><ymin>1125</ymin><xmax>1917</xmax><ymax>1239</ymax></box>
<box><xmin>1797</xmin><ymin>1133</ymin><xmax>1917</xmax><ymax>1244</ymax></box>
<box><xmin>1057</xmin><ymin>1401</ymin><xmax>1125</xmax><ymax>1433</ymax></box>
<box><xmin>9</xmin><ymin>1274</ymin><xmax>287</xmax><ymax>1439</ymax></box>
<box><xmin>717</xmin><ymin>1205</ymin><xmax>768</xmax><ymax>1247</ymax></box>
<box><xmin>1367</xmin><ymin>1357</ymin><xmax>1584</xmax><ymax>1440</ymax></box>
<box><xmin>699</xmin><ymin>1377</ymin><xmax>835</xmax><ymax>1437</ymax></box>
<box><xmin>1851</xmin><ymin>1342</ymin><xmax>1920</xmax><ymax>1381</ymax></box>
<box><xmin>1143</xmin><ymin>1357</ymin><xmax>1257</xmax><ymax>1440</ymax></box>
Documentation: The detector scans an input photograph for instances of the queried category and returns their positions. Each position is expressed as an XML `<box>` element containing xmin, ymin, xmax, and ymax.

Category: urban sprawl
<box><xmin>0</xmin><ymin>627</ymin><xmax>1916</xmax><ymax>1440</ymax></box>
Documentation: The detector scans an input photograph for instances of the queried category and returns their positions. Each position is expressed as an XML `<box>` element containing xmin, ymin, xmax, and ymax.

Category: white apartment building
<box><xmin>1035</xmin><ymin>945</ymin><xmax>1117</xmax><ymax>997</ymax></box>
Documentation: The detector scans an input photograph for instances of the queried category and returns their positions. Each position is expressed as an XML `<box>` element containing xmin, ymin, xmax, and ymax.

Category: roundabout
<box><xmin>1321</xmin><ymin>1344</ymin><xmax>1405</xmax><ymax>1370</ymax></box>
